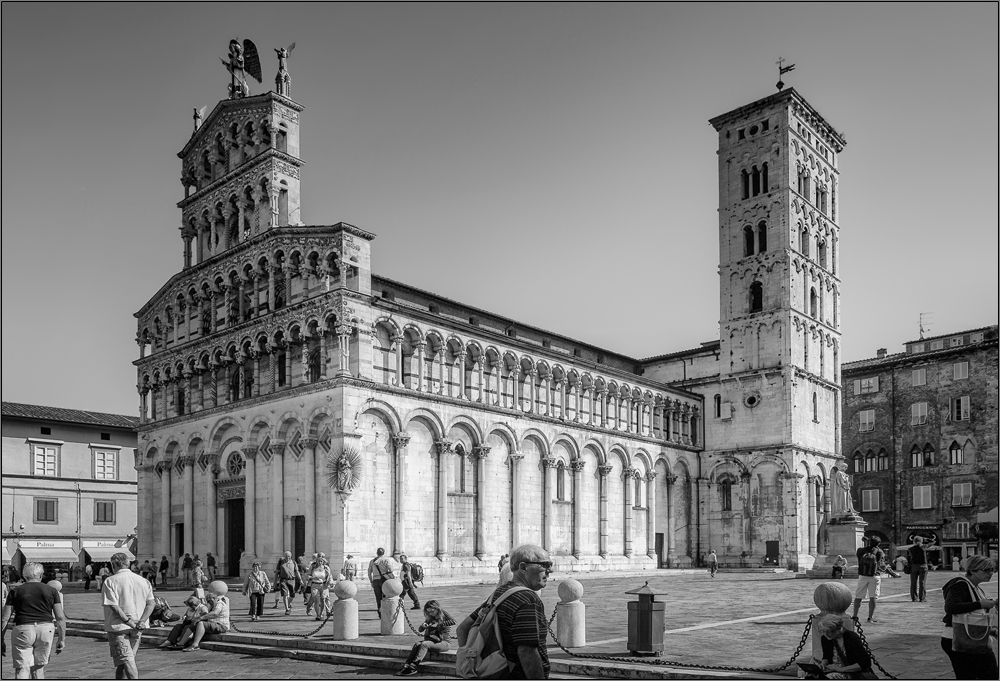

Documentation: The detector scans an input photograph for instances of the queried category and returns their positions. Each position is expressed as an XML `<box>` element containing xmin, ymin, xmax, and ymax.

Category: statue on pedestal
<box><xmin>832</xmin><ymin>469</ymin><xmax>860</xmax><ymax>519</ymax></box>
<box><xmin>221</xmin><ymin>39</ymin><xmax>262</xmax><ymax>99</ymax></box>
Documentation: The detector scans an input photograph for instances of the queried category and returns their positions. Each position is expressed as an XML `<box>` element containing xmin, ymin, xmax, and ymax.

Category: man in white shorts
<box><xmin>851</xmin><ymin>536</ymin><xmax>885</xmax><ymax>623</ymax></box>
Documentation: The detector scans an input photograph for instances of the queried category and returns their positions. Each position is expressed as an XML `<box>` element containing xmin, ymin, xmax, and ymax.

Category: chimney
<box><xmin>876</xmin><ymin>348</ymin><xmax>887</xmax><ymax>359</ymax></box>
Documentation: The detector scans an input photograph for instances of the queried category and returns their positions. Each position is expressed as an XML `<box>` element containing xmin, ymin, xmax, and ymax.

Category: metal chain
<box><xmin>398</xmin><ymin>602</ymin><xmax>423</xmax><ymax>636</ymax></box>
<box><xmin>229</xmin><ymin>593</ymin><xmax>332</xmax><ymax>638</ymax></box>
<box><xmin>852</xmin><ymin>618</ymin><xmax>898</xmax><ymax>680</ymax></box>
<box><xmin>545</xmin><ymin>607</ymin><xmax>822</xmax><ymax>675</ymax></box>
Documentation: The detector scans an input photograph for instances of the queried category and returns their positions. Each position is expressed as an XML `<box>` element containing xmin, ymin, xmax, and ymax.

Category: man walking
<box><xmin>851</xmin><ymin>536</ymin><xmax>885</xmax><ymax>623</ymax></box>
<box><xmin>181</xmin><ymin>553</ymin><xmax>193</xmax><ymax>586</ymax></box>
<box><xmin>707</xmin><ymin>549</ymin><xmax>719</xmax><ymax>578</ymax></box>
<box><xmin>457</xmin><ymin>544</ymin><xmax>552</xmax><ymax>679</ymax></box>
<box><xmin>906</xmin><ymin>536</ymin><xmax>929</xmax><ymax>602</ymax></box>
<box><xmin>158</xmin><ymin>556</ymin><xmax>169</xmax><ymax>587</ymax></box>
<box><xmin>84</xmin><ymin>563</ymin><xmax>94</xmax><ymax>591</ymax></box>
<box><xmin>206</xmin><ymin>552</ymin><xmax>217</xmax><ymax>581</ymax></box>
<box><xmin>103</xmin><ymin>552</ymin><xmax>156</xmax><ymax>679</ymax></box>
<box><xmin>399</xmin><ymin>554</ymin><xmax>421</xmax><ymax>610</ymax></box>
<box><xmin>368</xmin><ymin>548</ymin><xmax>395</xmax><ymax>614</ymax></box>
<box><xmin>275</xmin><ymin>551</ymin><xmax>299</xmax><ymax>616</ymax></box>
<box><xmin>342</xmin><ymin>554</ymin><xmax>358</xmax><ymax>581</ymax></box>
<box><xmin>2</xmin><ymin>562</ymin><xmax>67</xmax><ymax>679</ymax></box>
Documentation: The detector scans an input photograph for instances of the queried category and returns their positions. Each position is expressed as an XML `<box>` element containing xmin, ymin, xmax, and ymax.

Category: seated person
<box><xmin>176</xmin><ymin>581</ymin><xmax>231</xmax><ymax>651</ymax></box>
<box><xmin>832</xmin><ymin>555</ymin><xmax>848</xmax><ymax>579</ymax></box>
<box><xmin>159</xmin><ymin>595</ymin><xmax>208</xmax><ymax>648</ymax></box>
<box><xmin>810</xmin><ymin>613</ymin><xmax>874</xmax><ymax>680</ymax></box>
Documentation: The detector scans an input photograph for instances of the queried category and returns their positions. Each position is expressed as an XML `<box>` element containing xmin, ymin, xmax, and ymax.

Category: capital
<box><xmin>270</xmin><ymin>442</ymin><xmax>287</xmax><ymax>458</ymax></box>
<box><xmin>664</xmin><ymin>473</ymin><xmax>678</xmax><ymax>485</ymax></box>
<box><xmin>598</xmin><ymin>464</ymin><xmax>613</xmax><ymax>477</ymax></box>
<box><xmin>570</xmin><ymin>460</ymin><xmax>587</xmax><ymax>472</ymax></box>
<box><xmin>392</xmin><ymin>433</ymin><xmax>411</xmax><ymax>449</ymax></box>
<box><xmin>472</xmin><ymin>444</ymin><xmax>491</xmax><ymax>460</ymax></box>
<box><xmin>645</xmin><ymin>470</ymin><xmax>658</xmax><ymax>482</ymax></box>
<box><xmin>178</xmin><ymin>455</ymin><xmax>196</xmax><ymax>470</ymax></box>
<box><xmin>541</xmin><ymin>457</ymin><xmax>559</xmax><ymax>469</ymax></box>
<box><xmin>434</xmin><ymin>439</ymin><xmax>454</xmax><ymax>455</ymax></box>
<box><xmin>622</xmin><ymin>465</ymin><xmax>639</xmax><ymax>480</ymax></box>
<box><xmin>300</xmin><ymin>437</ymin><xmax>319</xmax><ymax>450</ymax></box>
<box><xmin>241</xmin><ymin>445</ymin><xmax>259</xmax><ymax>460</ymax></box>
<box><xmin>508</xmin><ymin>452</ymin><xmax>524</xmax><ymax>464</ymax></box>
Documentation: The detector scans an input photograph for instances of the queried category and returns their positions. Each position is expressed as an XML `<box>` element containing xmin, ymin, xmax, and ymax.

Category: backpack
<box><xmin>456</xmin><ymin>586</ymin><xmax>530</xmax><ymax>679</ymax></box>
<box><xmin>410</xmin><ymin>563</ymin><xmax>425</xmax><ymax>586</ymax></box>
<box><xmin>858</xmin><ymin>549</ymin><xmax>879</xmax><ymax>577</ymax></box>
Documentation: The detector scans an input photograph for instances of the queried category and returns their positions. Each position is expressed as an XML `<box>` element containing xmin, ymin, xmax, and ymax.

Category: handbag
<box><xmin>952</xmin><ymin>578</ymin><xmax>994</xmax><ymax>655</ymax></box>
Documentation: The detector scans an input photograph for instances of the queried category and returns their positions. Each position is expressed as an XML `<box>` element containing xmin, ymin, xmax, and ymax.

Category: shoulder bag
<box><xmin>952</xmin><ymin>577</ymin><xmax>995</xmax><ymax>655</ymax></box>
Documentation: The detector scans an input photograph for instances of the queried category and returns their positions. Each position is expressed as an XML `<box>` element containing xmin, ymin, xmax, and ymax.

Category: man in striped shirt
<box><xmin>457</xmin><ymin>544</ymin><xmax>551</xmax><ymax>679</ymax></box>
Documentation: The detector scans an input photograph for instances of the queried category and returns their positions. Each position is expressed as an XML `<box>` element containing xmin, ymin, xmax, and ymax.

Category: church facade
<box><xmin>133</xmin><ymin>55</ymin><xmax>846</xmax><ymax>578</ymax></box>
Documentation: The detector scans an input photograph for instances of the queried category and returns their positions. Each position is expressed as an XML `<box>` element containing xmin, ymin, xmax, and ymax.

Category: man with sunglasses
<box><xmin>457</xmin><ymin>544</ymin><xmax>552</xmax><ymax>679</ymax></box>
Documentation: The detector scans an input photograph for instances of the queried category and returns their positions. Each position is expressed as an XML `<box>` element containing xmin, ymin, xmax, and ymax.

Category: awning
<box><xmin>82</xmin><ymin>547</ymin><xmax>135</xmax><ymax>562</ymax></box>
<box><xmin>16</xmin><ymin>547</ymin><xmax>80</xmax><ymax>563</ymax></box>
<box><xmin>1</xmin><ymin>543</ymin><xmax>10</xmax><ymax>564</ymax></box>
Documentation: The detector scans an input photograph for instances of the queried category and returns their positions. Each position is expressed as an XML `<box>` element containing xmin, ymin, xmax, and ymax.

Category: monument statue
<box><xmin>274</xmin><ymin>43</ymin><xmax>295</xmax><ymax>97</ymax></box>
<box><xmin>832</xmin><ymin>469</ymin><xmax>859</xmax><ymax>518</ymax></box>
<box><xmin>221</xmin><ymin>39</ymin><xmax>262</xmax><ymax>99</ymax></box>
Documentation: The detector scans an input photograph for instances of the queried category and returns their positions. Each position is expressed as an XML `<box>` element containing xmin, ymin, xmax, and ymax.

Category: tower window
<box><xmin>749</xmin><ymin>282</ymin><xmax>763</xmax><ymax>313</ymax></box>
<box><xmin>800</xmin><ymin>229</ymin><xmax>810</xmax><ymax>257</ymax></box>
<box><xmin>738</xmin><ymin>128</ymin><xmax>746</xmax><ymax>140</ymax></box>
<box><xmin>713</xmin><ymin>394</ymin><xmax>722</xmax><ymax>418</ymax></box>
<box><xmin>950</xmin><ymin>441</ymin><xmax>964</xmax><ymax>465</ymax></box>
<box><xmin>743</xmin><ymin>226</ymin><xmax>755</xmax><ymax>257</ymax></box>
<box><xmin>818</xmin><ymin>241</ymin><xmax>827</xmax><ymax>269</ymax></box>
<box><xmin>812</xmin><ymin>392</ymin><xmax>819</xmax><ymax>422</ymax></box>
<box><xmin>757</xmin><ymin>222</ymin><xmax>767</xmax><ymax>253</ymax></box>
<box><xmin>720</xmin><ymin>480</ymin><xmax>733</xmax><ymax>511</ymax></box>
<box><xmin>751</xmin><ymin>166</ymin><xmax>761</xmax><ymax>196</ymax></box>
<box><xmin>741</xmin><ymin>170</ymin><xmax>749</xmax><ymax>200</ymax></box>
<box><xmin>761</xmin><ymin>162</ymin><xmax>769</xmax><ymax>193</ymax></box>
<box><xmin>809</xmin><ymin>287</ymin><xmax>818</xmax><ymax>319</ymax></box>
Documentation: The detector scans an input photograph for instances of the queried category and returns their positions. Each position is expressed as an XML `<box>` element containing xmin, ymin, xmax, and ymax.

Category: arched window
<box><xmin>308</xmin><ymin>347</ymin><xmax>321</xmax><ymax>383</ymax></box>
<box><xmin>812</xmin><ymin>392</ymin><xmax>819</xmax><ymax>422</ymax></box>
<box><xmin>923</xmin><ymin>444</ymin><xmax>935</xmax><ymax>466</ymax></box>
<box><xmin>749</xmin><ymin>282</ymin><xmax>763</xmax><ymax>313</ymax></box>
<box><xmin>910</xmin><ymin>445</ymin><xmax>924</xmax><ymax>468</ymax></box>
<box><xmin>818</xmin><ymin>240</ymin><xmax>827</xmax><ymax>269</ymax></box>
<box><xmin>751</xmin><ymin>166</ymin><xmax>761</xmax><ymax>196</ymax></box>
<box><xmin>757</xmin><ymin>221</ymin><xmax>767</xmax><ymax>253</ymax></box>
<box><xmin>176</xmin><ymin>387</ymin><xmax>185</xmax><ymax>416</ymax></box>
<box><xmin>713</xmin><ymin>394</ymin><xmax>722</xmax><ymax>418</ymax></box>
<box><xmin>865</xmin><ymin>450</ymin><xmax>876</xmax><ymax>472</ymax></box>
<box><xmin>878</xmin><ymin>449</ymin><xmax>890</xmax><ymax>471</ymax></box>
<box><xmin>949</xmin><ymin>441</ymin><xmax>963</xmax><ymax>465</ymax></box>
<box><xmin>556</xmin><ymin>462</ymin><xmax>566</xmax><ymax>501</ymax></box>
<box><xmin>761</xmin><ymin>162</ymin><xmax>769</xmax><ymax>193</ymax></box>
<box><xmin>229</xmin><ymin>367</ymin><xmax>240</xmax><ymax>401</ymax></box>
<box><xmin>810</xmin><ymin>288</ymin><xmax>818</xmax><ymax>319</ymax></box>
<box><xmin>852</xmin><ymin>452</ymin><xmax>863</xmax><ymax>473</ymax></box>
<box><xmin>743</xmin><ymin>226</ymin><xmax>755</xmax><ymax>256</ymax></box>
<box><xmin>454</xmin><ymin>445</ymin><xmax>467</xmax><ymax>492</ymax></box>
<box><xmin>634</xmin><ymin>476</ymin><xmax>643</xmax><ymax>507</ymax></box>
<box><xmin>720</xmin><ymin>480</ymin><xmax>733</xmax><ymax>511</ymax></box>
<box><xmin>801</xmin><ymin>229</ymin><xmax>811</xmax><ymax>257</ymax></box>
<box><xmin>741</xmin><ymin>170</ymin><xmax>750</xmax><ymax>200</ymax></box>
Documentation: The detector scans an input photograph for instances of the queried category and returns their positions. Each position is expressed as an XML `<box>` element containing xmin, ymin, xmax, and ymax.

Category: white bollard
<box><xmin>331</xmin><ymin>579</ymin><xmax>359</xmax><ymax>640</ymax></box>
<box><xmin>380</xmin><ymin>578</ymin><xmax>405</xmax><ymax>635</ymax></box>
<box><xmin>556</xmin><ymin>579</ymin><xmax>586</xmax><ymax>648</ymax></box>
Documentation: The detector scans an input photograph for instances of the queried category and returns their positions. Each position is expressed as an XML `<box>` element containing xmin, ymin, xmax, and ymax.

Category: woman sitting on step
<box><xmin>396</xmin><ymin>600</ymin><xmax>456</xmax><ymax>677</ymax></box>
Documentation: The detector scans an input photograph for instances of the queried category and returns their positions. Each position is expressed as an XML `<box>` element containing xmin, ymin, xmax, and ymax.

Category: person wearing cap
<box><xmin>103</xmin><ymin>551</ymin><xmax>156</xmax><ymax>678</ymax></box>
<box><xmin>182</xmin><ymin>581</ymin><xmax>230</xmax><ymax>651</ymax></box>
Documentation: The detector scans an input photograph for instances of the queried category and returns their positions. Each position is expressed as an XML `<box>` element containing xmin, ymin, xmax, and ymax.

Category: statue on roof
<box><xmin>221</xmin><ymin>39</ymin><xmax>262</xmax><ymax>99</ymax></box>
<box><xmin>274</xmin><ymin>43</ymin><xmax>295</xmax><ymax>97</ymax></box>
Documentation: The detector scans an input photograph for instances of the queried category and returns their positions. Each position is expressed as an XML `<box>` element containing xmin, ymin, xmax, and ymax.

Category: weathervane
<box><xmin>776</xmin><ymin>57</ymin><xmax>796</xmax><ymax>91</ymax></box>
<box><xmin>221</xmin><ymin>38</ymin><xmax>262</xmax><ymax>99</ymax></box>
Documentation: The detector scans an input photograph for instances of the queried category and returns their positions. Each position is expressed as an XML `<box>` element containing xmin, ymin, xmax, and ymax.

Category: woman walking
<box><xmin>242</xmin><ymin>561</ymin><xmax>271</xmax><ymax>621</ymax></box>
<box><xmin>941</xmin><ymin>555</ymin><xmax>998</xmax><ymax>680</ymax></box>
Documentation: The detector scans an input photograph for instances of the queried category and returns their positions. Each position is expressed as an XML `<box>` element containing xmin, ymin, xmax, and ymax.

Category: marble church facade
<box><xmin>134</xmin><ymin>58</ymin><xmax>846</xmax><ymax>578</ymax></box>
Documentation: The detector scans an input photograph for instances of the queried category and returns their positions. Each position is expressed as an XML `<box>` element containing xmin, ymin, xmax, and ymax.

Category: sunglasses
<box><xmin>522</xmin><ymin>561</ymin><xmax>553</xmax><ymax>571</ymax></box>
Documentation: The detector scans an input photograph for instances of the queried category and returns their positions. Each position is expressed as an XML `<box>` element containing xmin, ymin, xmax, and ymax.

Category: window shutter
<box><xmin>873</xmin><ymin>376</ymin><xmax>879</xmax><ymax>392</ymax></box>
<box><xmin>961</xmin><ymin>396</ymin><xmax>970</xmax><ymax>420</ymax></box>
<box><xmin>853</xmin><ymin>379</ymin><xmax>861</xmax><ymax>395</ymax></box>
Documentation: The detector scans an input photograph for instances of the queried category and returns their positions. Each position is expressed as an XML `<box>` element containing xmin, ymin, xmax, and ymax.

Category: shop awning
<box><xmin>1</xmin><ymin>543</ymin><xmax>11</xmax><ymax>564</ymax></box>
<box><xmin>16</xmin><ymin>546</ymin><xmax>80</xmax><ymax>563</ymax></box>
<box><xmin>82</xmin><ymin>547</ymin><xmax>135</xmax><ymax>562</ymax></box>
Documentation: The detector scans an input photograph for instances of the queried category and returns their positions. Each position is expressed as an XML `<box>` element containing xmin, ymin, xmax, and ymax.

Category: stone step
<box><xmin>65</xmin><ymin>621</ymin><xmax>789</xmax><ymax>679</ymax></box>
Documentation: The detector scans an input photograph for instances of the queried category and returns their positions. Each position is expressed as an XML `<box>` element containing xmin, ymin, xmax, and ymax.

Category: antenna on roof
<box><xmin>919</xmin><ymin>312</ymin><xmax>934</xmax><ymax>339</ymax></box>
<box><xmin>776</xmin><ymin>57</ymin><xmax>796</xmax><ymax>91</ymax></box>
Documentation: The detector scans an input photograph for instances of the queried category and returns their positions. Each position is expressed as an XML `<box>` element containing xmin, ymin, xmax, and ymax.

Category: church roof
<box><xmin>708</xmin><ymin>87</ymin><xmax>846</xmax><ymax>150</ymax></box>
<box><xmin>1</xmin><ymin>402</ymin><xmax>139</xmax><ymax>430</ymax></box>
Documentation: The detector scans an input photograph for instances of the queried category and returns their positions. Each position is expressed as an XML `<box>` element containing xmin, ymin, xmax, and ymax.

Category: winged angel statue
<box><xmin>221</xmin><ymin>38</ymin><xmax>262</xmax><ymax>98</ymax></box>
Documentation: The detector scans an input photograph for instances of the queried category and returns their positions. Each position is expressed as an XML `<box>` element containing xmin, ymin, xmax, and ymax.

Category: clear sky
<box><xmin>2</xmin><ymin>3</ymin><xmax>997</xmax><ymax>417</ymax></box>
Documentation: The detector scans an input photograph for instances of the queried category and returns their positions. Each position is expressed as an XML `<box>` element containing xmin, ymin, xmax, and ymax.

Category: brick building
<box><xmin>1</xmin><ymin>402</ymin><xmax>139</xmax><ymax>575</ymax></box>
<box><xmin>843</xmin><ymin>326</ymin><xmax>999</xmax><ymax>565</ymax></box>
<box><xmin>134</xmin><ymin>46</ymin><xmax>846</xmax><ymax>578</ymax></box>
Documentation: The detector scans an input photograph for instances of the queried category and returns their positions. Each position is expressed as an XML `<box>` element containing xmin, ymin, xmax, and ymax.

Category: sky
<box><xmin>2</xmin><ymin>3</ymin><xmax>997</xmax><ymax>417</ymax></box>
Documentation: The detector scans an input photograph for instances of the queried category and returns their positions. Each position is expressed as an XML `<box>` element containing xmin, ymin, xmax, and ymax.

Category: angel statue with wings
<box><xmin>274</xmin><ymin>43</ymin><xmax>295</xmax><ymax>97</ymax></box>
<box><xmin>221</xmin><ymin>38</ymin><xmax>262</xmax><ymax>99</ymax></box>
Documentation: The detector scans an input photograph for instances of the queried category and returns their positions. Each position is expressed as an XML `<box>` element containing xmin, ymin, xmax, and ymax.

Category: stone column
<box><xmin>458</xmin><ymin>353</ymin><xmax>467</xmax><ymax>399</ymax></box>
<box><xmin>599</xmin><ymin>391</ymin><xmax>609</xmax><ymax>428</ymax></box>
<box><xmin>181</xmin><ymin>456</ymin><xmax>195</xmax><ymax>556</ymax></box>
<box><xmin>435</xmin><ymin>439</ymin><xmax>453</xmax><ymax>559</ymax></box>
<box><xmin>571</xmin><ymin>460</ymin><xmax>586</xmax><ymax>558</ymax></box>
<box><xmin>681</xmin><ymin>405</ymin><xmax>691</xmax><ymax>445</ymax></box>
<box><xmin>391</xmin><ymin>433</ymin><xmax>410</xmax><ymax>558</ymax></box>
<box><xmin>415</xmin><ymin>343</ymin><xmax>426</xmax><ymax>392</ymax></box>
<box><xmin>598</xmin><ymin>464</ymin><xmax>612</xmax><ymax>558</ymax></box>
<box><xmin>336</xmin><ymin>325</ymin><xmax>352</xmax><ymax>377</ymax></box>
<box><xmin>807</xmin><ymin>476</ymin><xmax>818</xmax><ymax>554</ymax></box>
<box><xmin>526</xmin><ymin>370</ymin><xmax>536</xmax><ymax>413</ymax></box>
<box><xmin>477</xmin><ymin>360</ymin><xmax>485</xmax><ymax>402</ymax></box>
<box><xmin>665</xmin><ymin>474</ymin><xmax>677</xmax><ymax>567</ymax></box>
<box><xmin>473</xmin><ymin>445</ymin><xmax>490</xmax><ymax>558</ymax></box>
<box><xmin>623</xmin><ymin>466</ymin><xmax>635</xmax><ymax>558</ymax></box>
<box><xmin>557</xmin><ymin>379</ymin><xmax>567</xmax><ymax>419</ymax></box>
<box><xmin>820</xmin><ymin>478</ymin><xmax>832</xmax><ymax>554</ymax></box>
<box><xmin>204</xmin><ymin>452</ymin><xmax>219</xmax><ymax>560</ymax></box>
<box><xmin>645</xmin><ymin>470</ymin><xmax>657</xmax><ymax>559</ymax></box>
<box><xmin>509</xmin><ymin>452</ymin><xmax>524</xmax><ymax>547</ymax></box>
<box><xmin>158</xmin><ymin>461</ymin><xmax>172</xmax><ymax>562</ymax></box>
<box><xmin>542</xmin><ymin>457</ymin><xmax>557</xmax><ymax>551</ymax></box>
<box><xmin>697</xmin><ymin>477</ymin><xmax>710</xmax><ymax>562</ymax></box>
<box><xmin>301</xmin><ymin>438</ymin><xmax>319</xmax><ymax>556</ymax></box>
<box><xmin>242</xmin><ymin>446</ymin><xmax>258</xmax><ymax>562</ymax></box>
<box><xmin>252</xmin><ymin>353</ymin><xmax>261</xmax><ymax>396</ymax></box>
<box><xmin>285</xmin><ymin>342</ymin><xmax>294</xmax><ymax>387</ymax></box>
<box><xmin>393</xmin><ymin>335</ymin><xmax>404</xmax><ymax>387</ymax></box>
<box><xmin>511</xmin><ymin>368</ymin><xmax>521</xmax><ymax>410</ymax></box>
<box><xmin>271</xmin><ymin>442</ymin><xmax>286</xmax><ymax>559</ymax></box>
<box><xmin>318</xmin><ymin>330</ymin><xmax>329</xmax><ymax>380</ymax></box>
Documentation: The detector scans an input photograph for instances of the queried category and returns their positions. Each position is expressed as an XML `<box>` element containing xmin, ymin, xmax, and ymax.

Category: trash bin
<box><xmin>625</xmin><ymin>581</ymin><xmax>666</xmax><ymax>655</ymax></box>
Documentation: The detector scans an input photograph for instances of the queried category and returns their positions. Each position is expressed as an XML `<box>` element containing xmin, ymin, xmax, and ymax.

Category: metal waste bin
<box><xmin>625</xmin><ymin>581</ymin><xmax>666</xmax><ymax>655</ymax></box>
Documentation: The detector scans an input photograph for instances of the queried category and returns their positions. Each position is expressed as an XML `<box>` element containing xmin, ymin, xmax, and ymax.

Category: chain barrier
<box><xmin>398</xmin><ymin>601</ymin><xmax>423</xmax><ymax>636</ymax></box>
<box><xmin>852</xmin><ymin>618</ymin><xmax>898</xmax><ymax>680</ymax></box>
<box><xmin>229</xmin><ymin>591</ymin><xmax>332</xmax><ymax>638</ymax></box>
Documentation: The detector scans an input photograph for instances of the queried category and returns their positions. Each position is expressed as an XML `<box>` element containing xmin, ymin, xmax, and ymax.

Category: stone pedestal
<box><xmin>806</xmin><ymin>517</ymin><xmax>866</xmax><ymax>579</ymax></box>
<box><xmin>332</xmin><ymin>580</ymin><xmax>359</xmax><ymax>640</ymax></box>
<box><xmin>555</xmin><ymin>579</ymin><xmax>586</xmax><ymax>648</ymax></box>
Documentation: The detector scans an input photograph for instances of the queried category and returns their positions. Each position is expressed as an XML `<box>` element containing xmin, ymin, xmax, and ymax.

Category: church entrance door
<box><xmin>226</xmin><ymin>499</ymin><xmax>245</xmax><ymax>576</ymax></box>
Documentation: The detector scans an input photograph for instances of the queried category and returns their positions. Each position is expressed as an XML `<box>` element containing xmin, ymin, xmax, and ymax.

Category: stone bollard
<box><xmin>556</xmin><ymin>578</ymin><xmax>586</xmax><ymax>648</ymax></box>
<box><xmin>810</xmin><ymin>581</ymin><xmax>854</xmax><ymax>663</ymax></box>
<box><xmin>331</xmin><ymin>579</ymin><xmax>359</xmax><ymax>640</ymax></box>
<box><xmin>380</xmin><ymin>578</ymin><xmax>405</xmax><ymax>635</ymax></box>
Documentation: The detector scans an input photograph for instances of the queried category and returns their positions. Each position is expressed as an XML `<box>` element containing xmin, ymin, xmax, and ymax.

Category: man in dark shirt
<box><xmin>906</xmin><ymin>536</ymin><xmax>929</xmax><ymax>602</ymax></box>
<box><xmin>457</xmin><ymin>544</ymin><xmax>551</xmax><ymax>679</ymax></box>
<box><xmin>2</xmin><ymin>562</ymin><xmax>67</xmax><ymax>679</ymax></box>
<box><xmin>851</xmin><ymin>536</ymin><xmax>885</xmax><ymax>623</ymax></box>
